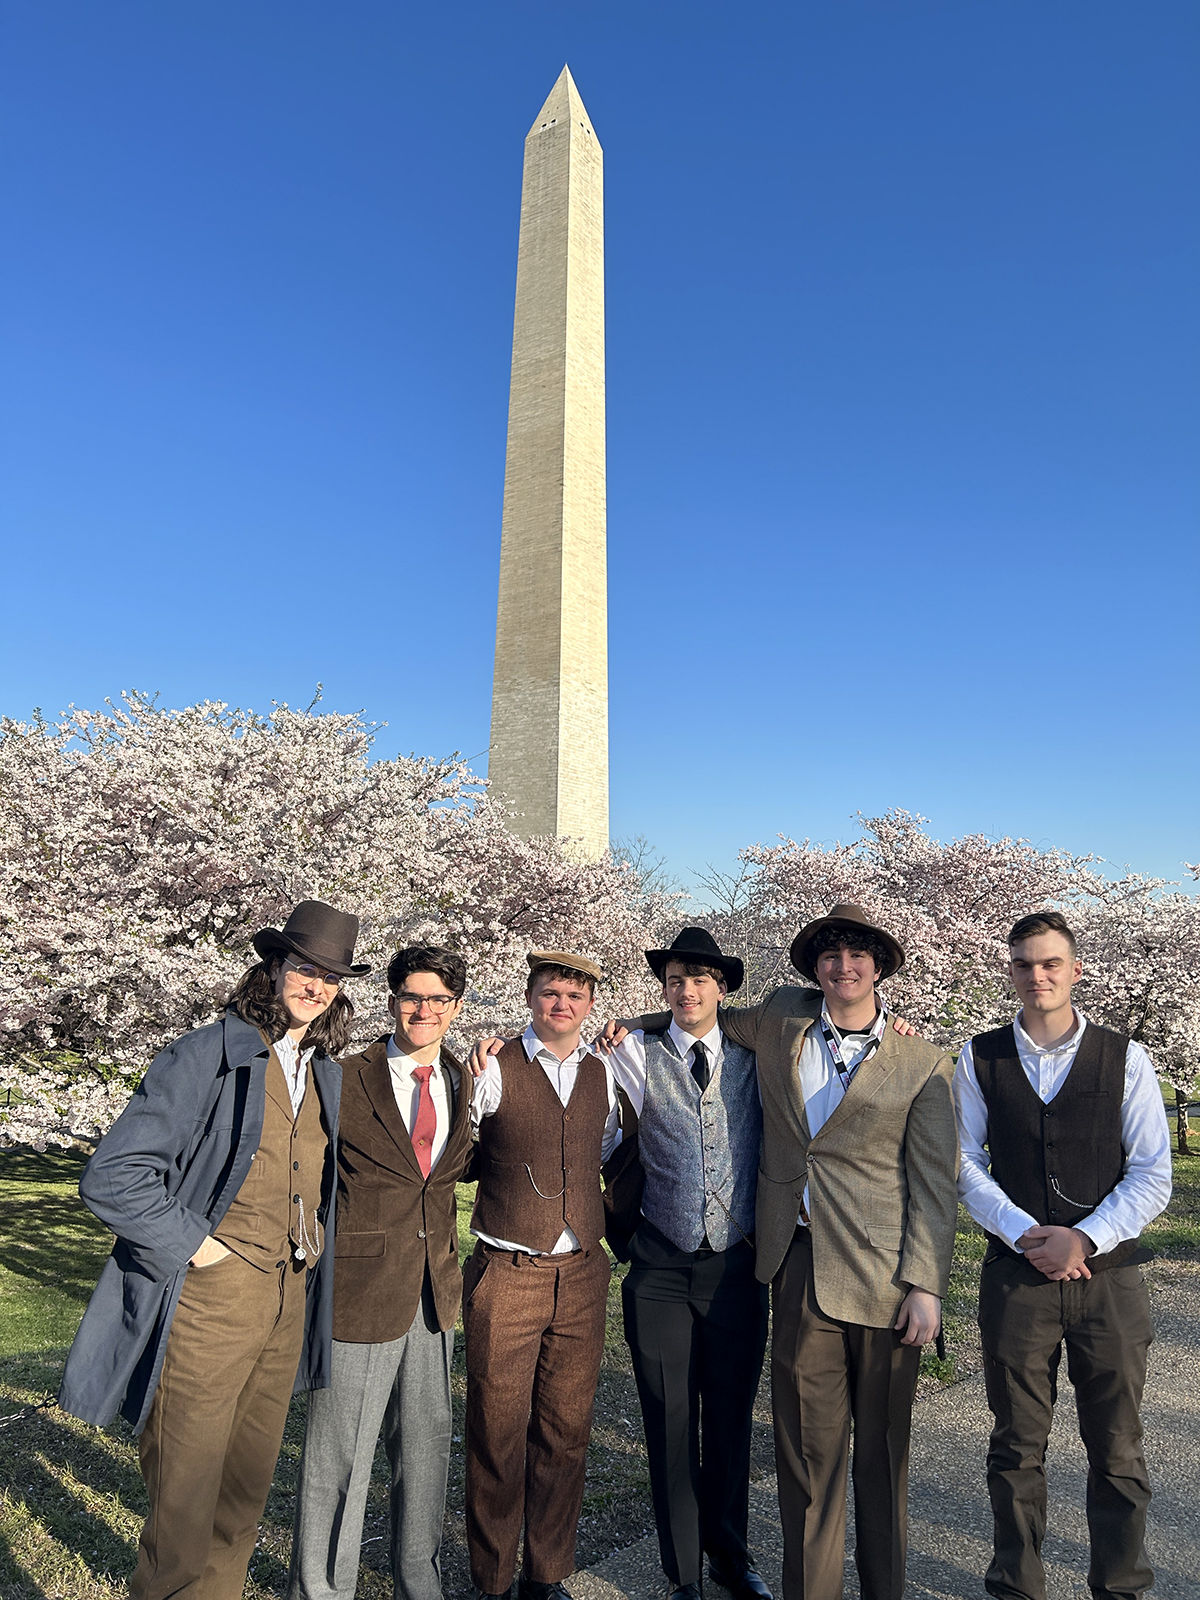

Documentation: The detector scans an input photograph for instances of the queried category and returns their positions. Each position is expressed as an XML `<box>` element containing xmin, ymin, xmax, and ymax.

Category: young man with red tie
<box><xmin>288</xmin><ymin>946</ymin><xmax>476</xmax><ymax>1600</ymax></box>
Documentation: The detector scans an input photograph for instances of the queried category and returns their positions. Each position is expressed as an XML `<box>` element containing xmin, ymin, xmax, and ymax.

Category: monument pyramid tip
<box><xmin>528</xmin><ymin>63</ymin><xmax>595</xmax><ymax>139</ymax></box>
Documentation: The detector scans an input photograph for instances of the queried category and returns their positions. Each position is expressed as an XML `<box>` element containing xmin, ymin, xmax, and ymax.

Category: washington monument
<box><xmin>488</xmin><ymin>66</ymin><xmax>608</xmax><ymax>860</ymax></box>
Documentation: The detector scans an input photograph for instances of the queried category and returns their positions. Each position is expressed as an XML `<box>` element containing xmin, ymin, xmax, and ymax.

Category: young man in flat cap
<box><xmin>604</xmin><ymin>928</ymin><xmax>773</xmax><ymax>1600</ymax></box>
<box><xmin>59</xmin><ymin>901</ymin><xmax>368</xmax><ymax>1600</ymax></box>
<box><xmin>610</xmin><ymin>905</ymin><xmax>957</xmax><ymax>1600</ymax></box>
<box><xmin>464</xmin><ymin>951</ymin><xmax>623</xmax><ymax>1600</ymax></box>
<box><xmin>289</xmin><ymin>945</ymin><xmax>476</xmax><ymax>1600</ymax></box>
<box><xmin>954</xmin><ymin>911</ymin><xmax>1171</xmax><ymax>1600</ymax></box>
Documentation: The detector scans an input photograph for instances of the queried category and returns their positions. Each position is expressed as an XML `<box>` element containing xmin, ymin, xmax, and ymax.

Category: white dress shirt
<box><xmin>796</xmin><ymin>1005</ymin><xmax>888</xmax><ymax>1222</ymax></box>
<box><xmin>953</xmin><ymin>1008</ymin><xmax>1172</xmax><ymax>1255</ymax></box>
<box><xmin>607</xmin><ymin>1018</ymin><xmax>724</xmax><ymax>1116</ymax></box>
<box><xmin>385</xmin><ymin>1038</ymin><xmax>459</xmax><ymax>1172</ymax></box>
<box><xmin>472</xmin><ymin>1023</ymin><xmax>622</xmax><ymax>1255</ymax></box>
<box><xmin>273</xmin><ymin>1034</ymin><xmax>315</xmax><ymax>1117</ymax></box>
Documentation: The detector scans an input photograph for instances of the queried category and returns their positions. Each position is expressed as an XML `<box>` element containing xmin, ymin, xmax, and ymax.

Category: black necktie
<box><xmin>691</xmin><ymin>1041</ymin><xmax>710</xmax><ymax>1092</ymax></box>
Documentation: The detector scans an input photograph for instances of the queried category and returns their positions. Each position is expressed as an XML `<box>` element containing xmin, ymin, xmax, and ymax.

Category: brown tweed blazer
<box><xmin>332</xmin><ymin>1035</ymin><xmax>475</xmax><ymax>1341</ymax></box>
<box><xmin>718</xmin><ymin>986</ymin><xmax>959</xmax><ymax>1328</ymax></box>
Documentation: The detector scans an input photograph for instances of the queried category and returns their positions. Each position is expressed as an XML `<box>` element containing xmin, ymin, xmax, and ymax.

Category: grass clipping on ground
<box><xmin>2</xmin><ymin>1143</ymin><xmax>1198</xmax><ymax>1600</ymax></box>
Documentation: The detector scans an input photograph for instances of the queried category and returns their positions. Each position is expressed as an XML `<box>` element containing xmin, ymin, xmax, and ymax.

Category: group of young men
<box><xmin>59</xmin><ymin>895</ymin><xmax>1173</xmax><ymax>1600</ymax></box>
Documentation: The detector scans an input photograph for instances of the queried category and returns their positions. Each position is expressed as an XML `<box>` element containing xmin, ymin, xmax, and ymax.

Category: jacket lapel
<box><xmin>361</xmin><ymin>1039</ymin><xmax>425</xmax><ymax>1181</ymax></box>
<box><xmin>779</xmin><ymin>1012</ymin><xmax>815</xmax><ymax>1142</ymax></box>
<box><xmin>263</xmin><ymin>1048</ymin><xmax>295</xmax><ymax>1118</ymax></box>
<box><xmin>810</xmin><ymin>1026</ymin><xmax>905</xmax><ymax>1144</ymax></box>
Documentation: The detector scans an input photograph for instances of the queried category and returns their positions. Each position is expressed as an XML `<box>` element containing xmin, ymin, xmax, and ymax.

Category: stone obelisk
<box><xmin>488</xmin><ymin>65</ymin><xmax>608</xmax><ymax>859</ymax></box>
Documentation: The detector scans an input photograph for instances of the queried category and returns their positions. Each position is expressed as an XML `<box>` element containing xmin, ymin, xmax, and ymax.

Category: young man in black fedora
<box><xmin>603</xmin><ymin>928</ymin><xmax>773</xmax><ymax>1600</ymax></box>
<box><xmin>954</xmin><ymin>911</ymin><xmax>1172</xmax><ymax>1600</ymax></box>
<box><xmin>59</xmin><ymin>900</ymin><xmax>368</xmax><ymax>1600</ymax></box>
<box><xmin>608</xmin><ymin>906</ymin><xmax>957</xmax><ymax>1600</ymax></box>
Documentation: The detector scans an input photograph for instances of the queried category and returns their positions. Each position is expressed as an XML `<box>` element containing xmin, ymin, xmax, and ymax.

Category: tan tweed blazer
<box><xmin>718</xmin><ymin>986</ymin><xmax>959</xmax><ymax>1328</ymax></box>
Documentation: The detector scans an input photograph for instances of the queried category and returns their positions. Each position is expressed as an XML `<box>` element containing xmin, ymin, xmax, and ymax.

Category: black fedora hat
<box><xmin>789</xmin><ymin>903</ymin><xmax>904</xmax><ymax>983</ymax></box>
<box><xmin>253</xmin><ymin>900</ymin><xmax>371</xmax><ymax>977</ymax></box>
<box><xmin>645</xmin><ymin>927</ymin><xmax>744</xmax><ymax>991</ymax></box>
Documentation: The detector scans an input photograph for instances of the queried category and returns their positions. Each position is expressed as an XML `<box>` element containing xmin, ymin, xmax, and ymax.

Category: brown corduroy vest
<box><xmin>215</xmin><ymin>1047</ymin><xmax>329</xmax><ymax>1269</ymax></box>
<box><xmin>471</xmin><ymin>1036</ymin><xmax>608</xmax><ymax>1254</ymax></box>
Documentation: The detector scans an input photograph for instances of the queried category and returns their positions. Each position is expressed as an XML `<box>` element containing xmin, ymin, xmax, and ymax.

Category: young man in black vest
<box><xmin>465</xmin><ymin>951</ymin><xmax>622</xmax><ymax>1600</ymax></box>
<box><xmin>953</xmin><ymin>911</ymin><xmax>1172</xmax><ymax>1600</ymax></box>
<box><xmin>289</xmin><ymin>946</ymin><xmax>476</xmax><ymax>1600</ymax></box>
<box><xmin>605</xmin><ymin>929</ymin><xmax>772</xmax><ymax>1600</ymax></box>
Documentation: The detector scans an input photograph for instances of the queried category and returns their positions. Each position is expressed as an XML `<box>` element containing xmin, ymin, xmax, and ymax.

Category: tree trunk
<box><xmin>1176</xmin><ymin>1089</ymin><xmax>1190</xmax><ymax>1156</ymax></box>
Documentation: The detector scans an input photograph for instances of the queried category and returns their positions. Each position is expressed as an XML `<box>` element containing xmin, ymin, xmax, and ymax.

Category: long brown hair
<box><xmin>227</xmin><ymin>959</ymin><xmax>355</xmax><ymax>1057</ymax></box>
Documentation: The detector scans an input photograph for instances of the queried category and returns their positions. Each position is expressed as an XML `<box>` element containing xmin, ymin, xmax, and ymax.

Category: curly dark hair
<box><xmin>807</xmin><ymin>925</ymin><xmax>891</xmax><ymax>977</ymax></box>
<box><xmin>226</xmin><ymin>959</ymin><xmax>355</xmax><ymax>1057</ymax></box>
<box><xmin>386</xmin><ymin>945</ymin><xmax>467</xmax><ymax>999</ymax></box>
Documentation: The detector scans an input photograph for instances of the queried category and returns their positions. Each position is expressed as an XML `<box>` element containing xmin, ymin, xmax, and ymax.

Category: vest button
<box><xmin>1050</xmin><ymin>1208</ymin><xmax>1059</xmax><ymax>1217</ymax></box>
<box><xmin>293</xmin><ymin>1194</ymin><xmax>301</xmax><ymax>1203</ymax></box>
<box><xmin>293</xmin><ymin>1161</ymin><xmax>300</xmax><ymax>1171</ymax></box>
<box><xmin>418</xmin><ymin>1229</ymin><xmax>426</xmax><ymax>1239</ymax></box>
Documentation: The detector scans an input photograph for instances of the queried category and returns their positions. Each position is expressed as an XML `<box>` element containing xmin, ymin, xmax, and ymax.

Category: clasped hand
<box><xmin>1016</xmin><ymin>1224</ymin><xmax>1094</xmax><ymax>1281</ymax></box>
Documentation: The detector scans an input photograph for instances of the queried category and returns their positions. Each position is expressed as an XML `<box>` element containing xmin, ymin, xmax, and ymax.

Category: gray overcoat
<box><xmin>57</xmin><ymin>1009</ymin><xmax>341</xmax><ymax>1433</ymax></box>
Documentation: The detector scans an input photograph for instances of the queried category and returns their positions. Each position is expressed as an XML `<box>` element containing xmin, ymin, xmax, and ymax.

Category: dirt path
<box><xmin>570</xmin><ymin>1263</ymin><xmax>1200</xmax><ymax>1600</ymax></box>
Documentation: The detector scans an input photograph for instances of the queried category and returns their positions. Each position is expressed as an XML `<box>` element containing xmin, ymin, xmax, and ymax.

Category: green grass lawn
<box><xmin>2</xmin><ymin>1140</ymin><xmax>1197</xmax><ymax>1600</ymax></box>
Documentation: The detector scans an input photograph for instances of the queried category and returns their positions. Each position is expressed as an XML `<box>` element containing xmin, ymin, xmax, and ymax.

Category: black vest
<box><xmin>973</xmin><ymin>1020</ymin><xmax>1149</xmax><ymax>1272</ymax></box>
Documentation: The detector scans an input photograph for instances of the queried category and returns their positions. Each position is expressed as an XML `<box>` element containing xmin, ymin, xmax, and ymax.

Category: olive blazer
<box><xmin>332</xmin><ymin>1035</ymin><xmax>475</xmax><ymax>1342</ymax></box>
<box><xmin>718</xmin><ymin>987</ymin><xmax>959</xmax><ymax>1327</ymax></box>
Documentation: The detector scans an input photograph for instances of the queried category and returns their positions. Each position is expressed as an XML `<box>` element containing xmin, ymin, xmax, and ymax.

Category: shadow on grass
<box><xmin>0</xmin><ymin>1149</ymin><xmax>112</xmax><ymax>1306</ymax></box>
<box><xmin>0</xmin><ymin>1354</ymin><xmax>145</xmax><ymax>1599</ymax></box>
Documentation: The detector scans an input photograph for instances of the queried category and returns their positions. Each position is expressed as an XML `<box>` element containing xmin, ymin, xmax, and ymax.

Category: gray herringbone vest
<box><xmin>639</xmin><ymin>1028</ymin><xmax>761</xmax><ymax>1252</ymax></box>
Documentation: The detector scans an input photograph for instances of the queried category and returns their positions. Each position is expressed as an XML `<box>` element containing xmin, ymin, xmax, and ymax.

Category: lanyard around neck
<box><xmin>819</xmin><ymin>1010</ymin><xmax>884</xmax><ymax>1096</ymax></box>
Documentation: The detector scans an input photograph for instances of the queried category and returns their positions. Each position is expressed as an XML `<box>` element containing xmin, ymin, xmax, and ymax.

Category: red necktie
<box><xmin>411</xmin><ymin>1064</ymin><xmax>437</xmax><ymax>1180</ymax></box>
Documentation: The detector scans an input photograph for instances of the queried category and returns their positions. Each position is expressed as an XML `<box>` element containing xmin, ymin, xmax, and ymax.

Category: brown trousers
<box><xmin>979</xmin><ymin>1253</ymin><xmax>1154</xmax><ymax>1600</ymax></box>
<box><xmin>463</xmin><ymin>1242</ymin><xmax>611</xmax><ymax>1592</ymax></box>
<box><xmin>771</xmin><ymin>1229</ymin><xmax>920</xmax><ymax>1600</ymax></box>
<box><xmin>131</xmin><ymin>1250</ymin><xmax>309</xmax><ymax>1600</ymax></box>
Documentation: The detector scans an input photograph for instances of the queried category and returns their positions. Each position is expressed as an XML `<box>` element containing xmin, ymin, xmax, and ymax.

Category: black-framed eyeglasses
<box><xmin>394</xmin><ymin>994</ymin><xmax>457</xmax><ymax>1015</ymax></box>
<box><xmin>285</xmin><ymin>959</ymin><xmax>343</xmax><ymax>988</ymax></box>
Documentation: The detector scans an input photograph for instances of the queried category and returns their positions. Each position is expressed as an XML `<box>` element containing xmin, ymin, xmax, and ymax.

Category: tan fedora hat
<box><xmin>789</xmin><ymin>903</ymin><xmax>905</xmax><ymax>983</ymax></box>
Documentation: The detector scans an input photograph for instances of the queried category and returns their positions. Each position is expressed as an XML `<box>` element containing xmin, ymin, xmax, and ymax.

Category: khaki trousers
<box><xmin>131</xmin><ymin>1250</ymin><xmax>309</xmax><ymax>1600</ymax></box>
<box><xmin>771</xmin><ymin>1229</ymin><xmax>920</xmax><ymax>1600</ymax></box>
<box><xmin>463</xmin><ymin>1242</ymin><xmax>610</xmax><ymax>1593</ymax></box>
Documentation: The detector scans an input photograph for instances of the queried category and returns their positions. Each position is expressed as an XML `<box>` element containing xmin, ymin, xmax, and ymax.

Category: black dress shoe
<box><xmin>475</xmin><ymin>1589</ymin><xmax>512</xmax><ymax>1600</ymax></box>
<box><xmin>707</xmin><ymin>1564</ymin><xmax>772</xmax><ymax>1600</ymax></box>
<box><xmin>670</xmin><ymin>1585</ymin><xmax>703</xmax><ymax>1600</ymax></box>
<box><xmin>517</xmin><ymin>1580</ymin><xmax>572</xmax><ymax>1600</ymax></box>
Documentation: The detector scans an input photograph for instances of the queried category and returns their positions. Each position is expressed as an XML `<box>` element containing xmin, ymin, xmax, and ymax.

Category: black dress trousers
<box><xmin>623</xmin><ymin>1220</ymin><xmax>769</xmax><ymax>1587</ymax></box>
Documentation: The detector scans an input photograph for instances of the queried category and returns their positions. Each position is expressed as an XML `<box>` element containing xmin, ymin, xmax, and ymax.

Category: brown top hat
<box><xmin>645</xmin><ymin>927</ymin><xmax>744</xmax><ymax>991</ymax></box>
<box><xmin>789</xmin><ymin>903</ymin><xmax>905</xmax><ymax>983</ymax></box>
<box><xmin>253</xmin><ymin>900</ymin><xmax>371</xmax><ymax>977</ymax></box>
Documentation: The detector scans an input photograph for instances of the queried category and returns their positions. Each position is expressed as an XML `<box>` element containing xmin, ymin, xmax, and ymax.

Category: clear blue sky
<box><xmin>3</xmin><ymin>3</ymin><xmax>1197</xmax><ymax>890</ymax></box>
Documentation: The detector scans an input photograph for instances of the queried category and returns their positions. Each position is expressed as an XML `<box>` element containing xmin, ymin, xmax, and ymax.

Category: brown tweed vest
<box><xmin>471</xmin><ymin>1036</ymin><xmax>608</xmax><ymax>1253</ymax></box>
<box><xmin>215</xmin><ymin>1046</ymin><xmax>329</xmax><ymax>1268</ymax></box>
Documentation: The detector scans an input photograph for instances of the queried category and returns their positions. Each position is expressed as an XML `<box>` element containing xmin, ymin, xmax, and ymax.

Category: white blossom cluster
<box><xmin>705</xmin><ymin>810</ymin><xmax>1200</xmax><ymax>1089</ymax></box>
<box><xmin>0</xmin><ymin>694</ymin><xmax>674</xmax><ymax>1149</ymax></box>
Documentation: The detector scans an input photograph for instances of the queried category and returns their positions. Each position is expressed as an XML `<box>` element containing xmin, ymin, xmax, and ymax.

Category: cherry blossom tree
<box><xmin>0</xmin><ymin>694</ymin><xmax>672</xmax><ymax>1149</ymax></box>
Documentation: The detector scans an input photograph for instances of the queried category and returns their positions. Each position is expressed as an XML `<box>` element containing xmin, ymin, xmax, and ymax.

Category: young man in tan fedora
<box><xmin>289</xmin><ymin>945</ymin><xmax>476</xmax><ymax>1600</ymax></box>
<box><xmin>954</xmin><ymin>911</ymin><xmax>1171</xmax><ymax>1600</ymax></box>
<box><xmin>464</xmin><ymin>951</ymin><xmax>623</xmax><ymax>1600</ymax></box>
<box><xmin>609</xmin><ymin>904</ymin><xmax>957</xmax><ymax>1600</ymax></box>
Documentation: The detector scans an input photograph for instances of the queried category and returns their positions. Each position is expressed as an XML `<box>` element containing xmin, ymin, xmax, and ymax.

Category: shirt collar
<box><xmin>522</xmin><ymin>1021</ymin><xmax>587</xmax><ymax>1069</ymax></box>
<box><xmin>668</xmin><ymin>1017</ymin><xmax>722</xmax><ymax>1062</ymax></box>
<box><xmin>274</xmin><ymin>1033</ymin><xmax>315</xmax><ymax>1067</ymax></box>
<box><xmin>820</xmin><ymin>1001</ymin><xmax>888</xmax><ymax>1042</ymax></box>
<box><xmin>1014</xmin><ymin>1006</ymin><xmax>1086</xmax><ymax>1056</ymax></box>
<box><xmin>386</xmin><ymin>1036</ymin><xmax>442</xmax><ymax>1075</ymax></box>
